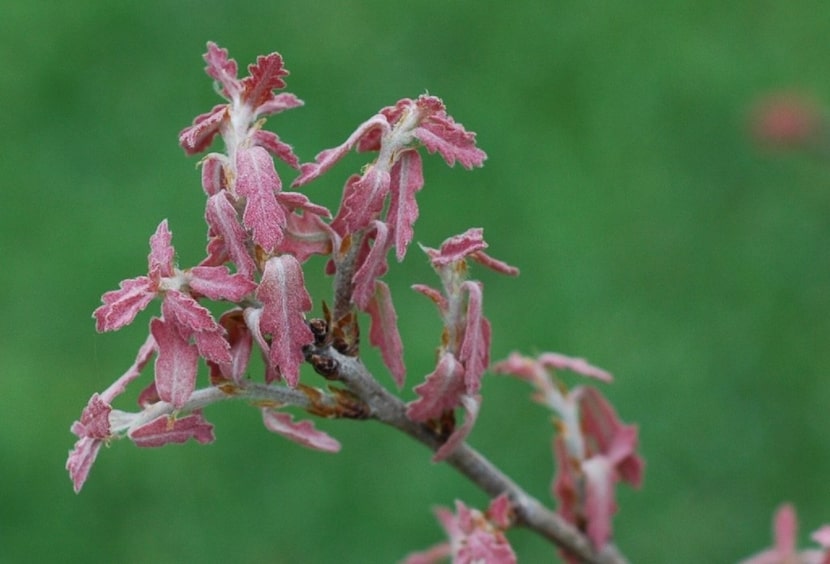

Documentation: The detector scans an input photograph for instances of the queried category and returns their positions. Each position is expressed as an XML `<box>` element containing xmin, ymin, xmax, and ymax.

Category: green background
<box><xmin>3</xmin><ymin>1</ymin><xmax>830</xmax><ymax>562</ymax></box>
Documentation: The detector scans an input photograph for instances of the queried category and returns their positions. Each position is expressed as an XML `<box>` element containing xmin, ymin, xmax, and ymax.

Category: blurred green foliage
<box><xmin>3</xmin><ymin>1</ymin><xmax>830</xmax><ymax>562</ymax></box>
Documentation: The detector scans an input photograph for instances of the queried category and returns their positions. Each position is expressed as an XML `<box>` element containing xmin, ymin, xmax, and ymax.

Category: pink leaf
<box><xmin>70</xmin><ymin>394</ymin><xmax>112</xmax><ymax>440</ymax></box>
<box><xmin>774</xmin><ymin>503</ymin><xmax>798</xmax><ymax>558</ymax></box>
<box><xmin>411</xmin><ymin>95</ymin><xmax>487</xmax><ymax>169</ymax></box>
<box><xmin>491</xmin><ymin>351</ymin><xmax>543</xmax><ymax>381</ymax></box>
<box><xmin>582</xmin><ymin>456</ymin><xmax>616</xmax><ymax>549</ymax></box>
<box><xmin>739</xmin><ymin>504</ymin><xmax>829</xmax><ymax>564</ymax></box>
<box><xmin>352</xmin><ymin>221</ymin><xmax>391</xmax><ymax>310</ymax></box>
<box><xmin>538</xmin><ymin>352</ymin><xmax>613</xmax><ymax>382</ymax></box>
<box><xmin>433</xmin><ymin>394</ymin><xmax>480</xmax><ymax>462</ymax></box>
<box><xmin>161</xmin><ymin>293</ymin><xmax>231</xmax><ymax>364</ymax></box>
<box><xmin>129</xmin><ymin>412</ymin><xmax>215</xmax><ymax>447</ymax></box>
<box><xmin>200</xmin><ymin>153</ymin><xmax>228</xmax><ymax>196</ymax></box>
<box><xmin>277</xmin><ymin>211</ymin><xmax>336</xmax><ymax>263</ymax></box>
<box><xmin>241</xmin><ymin>52</ymin><xmax>288</xmax><ymax>109</ymax></box>
<box><xmin>66</xmin><ymin>437</ymin><xmax>103</xmax><ymax>494</ymax></box>
<box><xmin>254</xmin><ymin>92</ymin><xmax>304</xmax><ymax>119</ymax></box>
<box><xmin>427</xmin><ymin>227</ymin><xmax>487</xmax><ymax>267</ymax></box>
<box><xmin>365</xmin><ymin>280</ymin><xmax>406</xmax><ymax>387</ymax></box>
<box><xmin>261</xmin><ymin>409</ymin><xmax>341</xmax><ymax>452</ymax></box>
<box><xmin>387</xmin><ymin>149</ymin><xmax>424</xmax><ymax>261</ymax></box>
<box><xmin>812</xmin><ymin>524</ymin><xmax>830</xmax><ymax>549</ymax></box>
<box><xmin>488</xmin><ymin>494</ymin><xmax>513</xmax><ymax>530</ymax></box>
<box><xmin>150</xmin><ymin>317</ymin><xmax>199</xmax><ymax>409</ymax></box>
<box><xmin>94</xmin><ymin>276</ymin><xmax>155</xmax><ymax>332</ymax></box>
<box><xmin>188</xmin><ymin>265</ymin><xmax>257</xmax><ymax>302</ymax></box>
<box><xmin>193</xmin><ymin>329</ymin><xmax>232</xmax><ymax>366</ymax></box>
<box><xmin>470</xmin><ymin>250</ymin><xmax>520</xmax><ymax>276</ymax></box>
<box><xmin>178</xmin><ymin>104</ymin><xmax>228</xmax><ymax>155</ymax></box>
<box><xmin>211</xmin><ymin>309</ymin><xmax>252</xmax><ymax>383</ymax></box>
<box><xmin>276</xmin><ymin>191</ymin><xmax>332</xmax><ymax>218</ymax></box>
<box><xmin>458</xmin><ymin>281</ymin><xmax>491</xmax><ymax>394</ymax></box>
<box><xmin>252</xmin><ymin>129</ymin><xmax>301</xmax><ymax>169</ymax></box>
<box><xmin>436</xmin><ymin>499</ymin><xmax>517</xmax><ymax>564</ymax></box>
<box><xmin>235</xmin><ymin>146</ymin><xmax>286</xmax><ymax>252</ymax></box>
<box><xmin>148</xmin><ymin>220</ymin><xmax>175</xmax><ymax>278</ymax></box>
<box><xmin>137</xmin><ymin>379</ymin><xmax>160</xmax><ymax>408</ymax></box>
<box><xmin>578</xmin><ymin>387</ymin><xmax>644</xmax><ymax>488</ymax></box>
<box><xmin>162</xmin><ymin>290</ymin><xmax>221</xmax><ymax>335</ymax></box>
<box><xmin>407</xmin><ymin>352</ymin><xmax>465</xmax><ymax>422</ymax></box>
<box><xmin>204</xmin><ymin>192</ymin><xmax>256</xmax><ymax>279</ymax></box>
<box><xmin>256</xmin><ymin>255</ymin><xmax>313</xmax><ymax>386</ymax></box>
<box><xmin>203</xmin><ymin>42</ymin><xmax>240</xmax><ymax>100</ymax></box>
<box><xmin>330</xmin><ymin>166</ymin><xmax>391</xmax><ymax>235</ymax></box>
<box><xmin>411</xmin><ymin>283</ymin><xmax>449</xmax><ymax>312</ymax></box>
<box><xmin>292</xmin><ymin>114</ymin><xmax>389</xmax><ymax>187</ymax></box>
<box><xmin>243</xmin><ymin>307</ymin><xmax>281</xmax><ymax>384</ymax></box>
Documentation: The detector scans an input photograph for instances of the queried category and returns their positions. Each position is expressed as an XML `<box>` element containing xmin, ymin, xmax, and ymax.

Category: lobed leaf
<box><xmin>365</xmin><ymin>281</ymin><xmax>406</xmax><ymax>387</ymax></box>
<box><xmin>235</xmin><ymin>146</ymin><xmax>286</xmax><ymax>252</ymax></box>
<box><xmin>188</xmin><ymin>265</ymin><xmax>257</xmax><ymax>302</ymax></box>
<box><xmin>241</xmin><ymin>52</ymin><xmax>288</xmax><ymax>109</ymax></box>
<box><xmin>178</xmin><ymin>104</ymin><xmax>228</xmax><ymax>155</ymax></box>
<box><xmin>254</xmin><ymin>92</ymin><xmax>304</xmax><ymax>119</ymax></box>
<box><xmin>200</xmin><ymin>153</ymin><xmax>228</xmax><ymax>196</ymax></box>
<box><xmin>256</xmin><ymin>255</ymin><xmax>314</xmax><ymax>387</ymax></box>
<box><xmin>330</xmin><ymin>167</ymin><xmax>391</xmax><ymax>236</ymax></box>
<box><xmin>261</xmin><ymin>409</ymin><xmax>341</xmax><ymax>452</ymax></box>
<box><xmin>129</xmin><ymin>412</ymin><xmax>215</xmax><ymax>447</ymax></box>
<box><xmin>458</xmin><ymin>281</ymin><xmax>491</xmax><ymax>395</ymax></box>
<box><xmin>66</xmin><ymin>437</ymin><xmax>103</xmax><ymax>494</ymax></box>
<box><xmin>203</xmin><ymin>41</ymin><xmax>240</xmax><ymax>100</ymax></box>
<box><xmin>387</xmin><ymin>149</ymin><xmax>424</xmax><ymax>261</ymax></box>
<box><xmin>94</xmin><ymin>277</ymin><xmax>155</xmax><ymax>332</ymax></box>
<box><xmin>252</xmin><ymin>129</ymin><xmax>300</xmax><ymax>169</ymax></box>
<box><xmin>204</xmin><ymin>192</ymin><xmax>257</xmax><ymax>279</ymax></box>
<box><xmin>148</xmin><ymin>220</ymin><xmax>175</xmax><ymax>278</ymax></box>
<box><xmin>407</xmin><ymin>352</ymin><xmax>465</xmax><ymax>422</ymax></box>
<box><xmin>352</xmin><ymin>221</ymin><xmax>391</xmax><ymax>310</ymax></box>
<box><xmin>291</xmin><ymin>115</ymin><xmax>389</xmax><ymax>187</ymax></box>
<box><xmin>150</xmin><ymin>317</ymin><xmax>199</xmax><ymax>409</ymax></box>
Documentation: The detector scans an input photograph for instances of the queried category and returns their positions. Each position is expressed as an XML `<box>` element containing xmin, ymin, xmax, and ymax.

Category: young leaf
<box><xmin>365</xmin><ymin>281</ymin><xmax>406</xmax><ymax>387</ymax></box>
<box><xmin>256</xmin><ymin>255</ymin><xmax>314</xmax><ymax>387</ymax></box>
<box><xmin>387</xmin><ymin>149</ymin><xmax>424</xmax><ymax>261</ymax></box>
<box><xmin>204</xmin><ymin>192</ymin><xmax>257</xmax><ymax>279</ymax></box>
<box><xmin>129</xmin><ymin>412</ymin><xmax>215</xmax><ymax>447</ymax></box>
<box><xmin>407</xmin><ymin>352</ymin><xmax>465</xmax><ymax>422</ymax></box>
<box><xmin>235</xmin><ymin>146</ymin><xmax>286</xmax><ymax>252</ymax></box>
<box><xmin>458</xmin><ymin>281</ymin><xmax>491</xmax><ymax>394</ymax></box>
<box><xmin>261</xmin><ymin>409</ymin><xmax>341</xmax><ymax>452</ymax></box>
<box><xmin>150</xmin><ymin>317</ymin><xmax>199</xmax><ymax>409</ymax></box>
<box><xmin>203</xmin><ymin>41</ymin><xmax>240</xmax><ymax>100</ymax></box>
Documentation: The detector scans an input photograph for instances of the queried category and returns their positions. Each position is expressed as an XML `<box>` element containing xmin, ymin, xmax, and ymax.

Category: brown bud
<box><xmin>308</xmin><ymin>353</ymin><xmax>340</xmax><ymax>380</ymax></box>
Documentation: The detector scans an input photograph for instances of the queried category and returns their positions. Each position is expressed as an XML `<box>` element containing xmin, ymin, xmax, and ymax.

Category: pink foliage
<box><xmin>261</xmin><ymin>409</ymin><xmax>341</xmax><ymax>452</ymax></box>
<box><xmin>407</xmin><ymin>229</ymin><xmax>517</xmax><ymax>458</ymax></box>
<box><xmin>256</xmin><ymin>255</ymin><xmax>314</xmax><ymax>387</ymax></box>
<box><xmin>365</xmin><ymin>280</ymin><xmax>406</xmax><ymax>387</ymax></box>
<box><xmin>494</xmin><ymin>352</ymin><xmax>643</xmax><ymax>554</ymax></box>
<box><xmin>235</xmin><ymin>146</ymin><xmax>287</xmax><ymax>253</ymax></box>
<box><xmin>404</xmin><ymin>495</ymin><xmax>516</xmax><ymax>564</ymax></box>
<box><xmin>741</xmin><ymin>504</ymin><xmax>830</xmax><ymax>564</ymax></box>
<box><xmin>69</xmin><ymin>42</ymin><xmax>653</xmax><ymax>564</ymax></box>
<box><xmin>129</xmin><ymin>412</ymin><xmax>215</xmax><ymax>448</ymax></box>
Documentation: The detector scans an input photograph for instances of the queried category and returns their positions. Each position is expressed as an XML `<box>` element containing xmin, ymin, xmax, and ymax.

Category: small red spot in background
<box><xmin>749</xmin><ymin>91</ymin><xmax>825</xmax><ymax>151</ymax></box>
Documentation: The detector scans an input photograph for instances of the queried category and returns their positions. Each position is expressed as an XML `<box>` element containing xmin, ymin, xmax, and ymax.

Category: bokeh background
<box><xmin>3</xmin><ymin>1</ymin><xmax>830</xmax><ymax>562</ymax></box>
